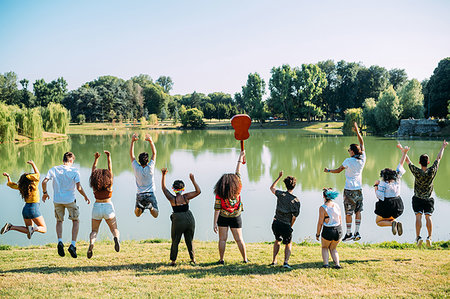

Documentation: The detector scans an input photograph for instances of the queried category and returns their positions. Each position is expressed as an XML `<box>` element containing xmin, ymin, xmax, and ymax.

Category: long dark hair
<box><xmin>380</xmin><ymin>168</ymin><xmax>398</xmax><ymax>182</ymax></box>
<box><xmin>18</xmin><ymin>173</ymin><xmax>36</xmax><ymax>200</ymax></box>
<box><xmin>349</xmin><ymin>144</ymin><xmax>362</xmax><ymax>160</ymax></box>
<box><xmin>90</xmin><ymin>169</ymin><xmax>112</xmax><ymax>192</ymax></box>
<box><xmin>214</xmin><ymin>173</ymin><xmax>242</xmax><ymax>199</ymax></box>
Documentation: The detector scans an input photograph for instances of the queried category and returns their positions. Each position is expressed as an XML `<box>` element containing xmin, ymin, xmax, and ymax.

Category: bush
<box><xmin>42</xmin><ymin>103</ymin><xmax>70</xmax><ymax>134</ymax></box>
<box><xmin>374</xmin><ymin>86</ymin><xmax>401</xmax><ymax>134</ymax></box>
<box><xmin>363</xmin><ymin>98</ymin><xmax>377</xmax><ymax>133</ymax></box>
<box><xmin>77</xmin><ymin>114</ymin><xmax>86</xmax><ymax>125</ymax></box>
<box><xmin>140</xmin><ymin>116</ymin><xmax>148</xmax><ymax>128</ymax></box>
<box><xmin>181</xmin><ymin>108</ymin><xmax>206</xmax><ymax>129</ymax></box>
<box><xmin>342</xmin><ymin>108</ymin><xmax>363</xmax><ymax>135</ymax></box>
<box><xmin>148</xmin><ymin>114</ymin><xmax>158</xmax><ymax>125</ymax></box>
<box><xmin>0</xmin><ymin>103</ymin><xmax>16</xmax><ymax>142</ymax></box>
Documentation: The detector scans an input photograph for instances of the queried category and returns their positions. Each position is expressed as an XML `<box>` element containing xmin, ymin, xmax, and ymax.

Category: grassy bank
<box><xmin>0</xmin><ymin>240</ymin><xmax>448</xmax><ymax>298</ymax></box>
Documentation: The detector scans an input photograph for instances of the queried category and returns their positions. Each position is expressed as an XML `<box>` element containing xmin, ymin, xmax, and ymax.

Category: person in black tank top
<box><xmin>161</xmin><ymin>168</ymin><xmax>201</xmax><ymax>266</ymax></box>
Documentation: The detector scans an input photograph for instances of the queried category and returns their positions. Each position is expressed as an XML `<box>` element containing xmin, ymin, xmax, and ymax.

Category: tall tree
<box><xmin>0</xmin><ymin>71</ymin><xmax>19</xmax><ymax>105</ymax></box>
<box><xmin>156</xmin><ymin>76</ymin><xmax>174</xmax><ymax>94</ymax></box>
<box><xmin>334</xmin><ymin>61</ymin><xmax>362</xmax><ymax>114</ymax></box>
<box><xmin>374</xmin><ymin>86</ymin><xmax>401</xmax><ymax>133</ymax></box>
<box><xmin>356</xmin><ymin>65</ymin><xmax>389</xmax><ymax>107</ymax></box>
<box><xmin>143</xmin><ymin>84</ymin><xmax>169</xmax><ymax>115</ymax></box>
<box><xmin>268</xmin><ymin>65</ymin><xmax>295</xmax><ymax>124</ymax></box>
<box><xmin>241</xmin><ymin>73</ymin><xmax>266</xmax><ymax>123</ymax></box>
<box><xmin>33</xmin><ymin>77</ymin><xmax>68</xmax><ymax>107</ymax></box>
<box><xmin>388</xmin><ymin>68</ymin><xmax>408</xmax><ymax>91</ymax></box>
<box><xmin>425</xmin><ymin>57</ymin><xmax>450</xmax><ymax>118</ymax></box>
<box><xmin>317</xmin><ymin>60</ymin><xmax>337</xmax><ymax>117</ymax></box>
<box><xmin>131</xmin><ymin>74</ymin><xmax>153</xmax><ymax>88</ymax></box>
<box><xmin>398</xmin><ymin>79</ymin><xmax>424</xmax><ymax>119</ymax></box>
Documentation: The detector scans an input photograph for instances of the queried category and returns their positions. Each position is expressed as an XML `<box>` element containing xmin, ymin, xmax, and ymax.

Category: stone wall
<box><xmin>396</xmin><ymin>119</ymin><xmax>441</xmax><ymax>136</ymax></box>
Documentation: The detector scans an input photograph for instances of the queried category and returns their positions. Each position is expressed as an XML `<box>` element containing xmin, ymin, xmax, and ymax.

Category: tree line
<box><xmin>0</xmin><ymin>57</ymin><xmax>448</xmax><ymax>133</ymax></box>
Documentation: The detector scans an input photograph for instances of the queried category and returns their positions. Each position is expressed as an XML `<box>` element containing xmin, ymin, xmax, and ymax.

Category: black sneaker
<box><xmin>57</xmin><ymin>241</ymin><xmax>65</xmax><ymax>257</ymax></box>
<box><xmin>87</xmin><ymin>244</ymin><xmax>94</xmax><ymax>259</ymax></box>
<box><xmin>68</xmin><ymin>244</ymin><xmax>77</xmax><ymax>258</ymax></box>
<box><xmin>1</xmin><ymin>223</ymin><xmax>12</xmax><ymax>234</ymax></box>
<box><xmin>342</xmin><ymin>233</ymin><xmax>353</xmax><ymax>242</ymax></box>
<box><xmin>322</xmin><ymin>264</ymin><xmax>330</xmax><ymax>268</ymax></box>
<box><xmin>216</xmin><ymin>260</ymin><xmax>224</xmax><ymax>265</ymax></box>
<box><xmin>282</xmin><ymin>262</ymin><xmax>292</xmax><ymax>269</ymax></box>
<box><xmin>243</xmin><ymin>259</ymin><xmax>250</xmax><ymax>264</ymax></box>
<box><xmin>114</xmin><ymin>237</ymin><xmax>120</xmax><ymax>252</ymax></box>
<box><xmin>333</xmin><ymin>265</ymin><xmax>342</xmax><ymax>269</ymax></box>
<box><xmin>353</xmin><ymin>232</ymin><xmax>361</xmax><ymax>241</ymax></box>
<box><xmin>416</xmin><ymin>236</ymin><xmax>423</xmax><ymax>247</ymax></box>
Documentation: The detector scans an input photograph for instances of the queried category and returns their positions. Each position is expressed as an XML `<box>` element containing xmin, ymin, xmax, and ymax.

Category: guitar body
<box><xmin>231</xmin><ymin>114</ymin><xmax>251</xmax><ymax>163</ymax></box>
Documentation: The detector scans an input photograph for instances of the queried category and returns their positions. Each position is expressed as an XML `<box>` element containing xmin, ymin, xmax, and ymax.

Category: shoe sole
<box><xmin>392</xmin><ymin>221</ymin><xmax>397</xmax><ymax>235</ymax></box>
<box><xmin>87</xmin><ymin>244</ymin><xmax>94</xmax><ymax>259</ymax></box>
<box><xmin>426</xmin><ymin>239</ymin><xmax>432</xmax><ymax>248</ymax></box>
<box><xmin>114</xmin><ymin>237</ymin><xmax>120</xmax><ymax>252</ymax></box>
<box><xmin>57</xmin><ymin>243</ymin><xmax>65</xmax><ymax>257</ymax></box>
<box><xmin>353</xmin><ymin>235</ymin><xmax>361</xmax><ymax>241</ymax></box>
<box><xmin>397</xmin><ymin>222</ymin><xmax>403</xmax><ymax>236</ymax></box>
<box><xmin>68</xmin><ymin>247</ymin><xmax>77</xmax><ymax>258</ymax></box>
<box><xmin>1</xmin><ymin>223</ymin><xmax>10</xmax><ymax>234</ymax></box>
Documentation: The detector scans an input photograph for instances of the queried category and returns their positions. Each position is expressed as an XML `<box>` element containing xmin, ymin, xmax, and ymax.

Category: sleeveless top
<box><xmin>321</xmin><ymin>203</ymin><xmax>341</xmax><ymax>227</ymax></box>
<box><xmin>94</xmin><ymin>189</ymin><xmax>112</xmax><ymax>200</ymax></box>
<box><xmin>172</xmin><ymin>194</ymin><xmax>189</xmax><ymax>213</ymax></box>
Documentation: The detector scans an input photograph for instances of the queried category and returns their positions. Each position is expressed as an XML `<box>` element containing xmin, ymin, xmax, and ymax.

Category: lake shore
<box><xmin>0</xmin><ymin>240</ymin><xmax>448</xmax><ymax>298</ymax></box>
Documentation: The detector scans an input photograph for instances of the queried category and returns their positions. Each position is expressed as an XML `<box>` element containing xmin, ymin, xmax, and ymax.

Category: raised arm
<box><xmin>270</xmin><ymin>171</ymin><xmax>283</xmax><ymax>194</ymax></box>
<box><xmin>27</xmin><ymin>160</ymin><xmax>39</xmax><ymax>175</ymax></box>
<box><xmin>324</xmin><ymin>165</ymin><xmax>345</xmax><ymax>174</ymax></box>
<box><xmin>161</xmin><ymin>168</ymin><xmax>175</xmax><ymax>201</ymax></box>
<box><xmin>235</xmin><ymin>150</ymin><xmax>245</xmax><ymax>174</ymax></box>
<box><xmin>315</xmin><ymin>207</ymin><xmax>325</xmax><ymax>241</ymax></box>
<box><xmin>130</xmin><ymin>133</ymin><xmax>138</xmax><ymax>162</ymax></box>
<box><xmin>353</xmin><ymin>122</ymin><xmax>365</xmax><ymax>152</ymax></box>
<box><xmin>398</xmin><ymin>146</ymin><xmax>410</xmax><ymax>168</ymax></box>
<box><xmin>145</xmin><ymin>134</ymin><xmax>156</xmax><ymax>161</ymax></box>
<box><xmin>104</xmin><ymin>150</ymin><xmax>112</xmax><ymax>175</ymax></box>
<box><xmin>92</xmin><ymin>152</ymin><xmax>100</xmax><ymax>173</ymax></box>
<box><xmin>436</xmin><ymin>140</ymin><xmax>448</xmax><ymax>162</ymax></box>
<box><xmin>184</xmin><ymin>173</ymin><xmax>201</xmax><ymax>200</ymax></box>
<box><xmin>3</xmin><ymin>172</ymin><xmax>13</xmax><ymax>185</ymax></box>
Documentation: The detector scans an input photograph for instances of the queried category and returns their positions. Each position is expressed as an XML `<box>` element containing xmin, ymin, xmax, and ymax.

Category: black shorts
<box><xmin>217</xmin><ymin>215</ymin><xmax>242</xmax><ymax>228</ymax></box>
<box><xmin>321</xmin><ymin>225</ymin><xmax>343</xmax><ymax>241</ymax></box>
<box><xmin>272</xmin><ymin>219</ymin><xmax>293</xmax><ymax>245</ymax></box>
<box><xmin>412</xmin><ymin>196</ymin><xmax>434</xmax><ymax>215</ymax></box>
<box><xmin>375</xmin><ymin>197</ymin><xmax>404</xmax><ymax>219</ymax></box>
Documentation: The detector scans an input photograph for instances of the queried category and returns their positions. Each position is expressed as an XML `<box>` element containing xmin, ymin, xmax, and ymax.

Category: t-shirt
<box><xmin>7</xmin><ymin>173</ymin><xmax>40</xmax><ymax>203</ymax></box>
<box><xmin>342</xmin><ymin>152</ymin><xmax>366</xmax><ymax>190</ymax></box>
<box><xmin>132</xmin><ymin>159</ymin><xmax>155</xmax><ymax>194</ymax></box>
<box><xmin>45</xmin><ymin>165</ymin><xmax>80</xmax><ymax>204</ymax></box>
<box><xmin>274</xmin><ymin>190</ymin><xmax>300</xmax><ymax>225</ymax></box>
<box><xmin>375</xmin><ymin>164</ymin><xmax>406</xmax><ymax>200</ymax></box>
<box><xmin>408</xmin><ymin>160</ymin><xmax>439</xmax><ymax>199</ymax></box>
<box><xmin>214</xmin><ymin>194</ymin><xmax>243</xmax><ymax>218</ymax></box>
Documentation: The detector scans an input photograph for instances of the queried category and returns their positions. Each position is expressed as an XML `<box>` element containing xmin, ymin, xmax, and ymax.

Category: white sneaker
<box><xmin>26</xmin><ymin>226</ymin><xmax>34</xmax><ymax>239</ymax></box>
<box><xmin>426</xmin><ymin>237</ymin><xmax>432</xmax><ymax>248</ymax></box>
<box><xmin>416</xmin><ymin>236</ymin><xmax>423</xmax><ymax>247</ymax></box>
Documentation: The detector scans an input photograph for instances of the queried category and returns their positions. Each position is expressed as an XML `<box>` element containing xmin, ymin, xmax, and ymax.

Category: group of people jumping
<box><xmin>1</xmin><ymin>122</ymin><xmax>448</xmax><ymax>269</ymax></box>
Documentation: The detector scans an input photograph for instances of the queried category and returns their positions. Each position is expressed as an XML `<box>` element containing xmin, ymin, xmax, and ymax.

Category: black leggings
<box><xmin>170</xmin><ymin>210</ymin><xmax>195</xmax><ymax>261</ymax></box>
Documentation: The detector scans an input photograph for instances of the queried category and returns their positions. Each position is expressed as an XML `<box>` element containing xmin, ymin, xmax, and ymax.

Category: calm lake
<box><xmin>1</xmin><ymin>129</ymin><xmax>449</xmax><ymax>246</ymax></box>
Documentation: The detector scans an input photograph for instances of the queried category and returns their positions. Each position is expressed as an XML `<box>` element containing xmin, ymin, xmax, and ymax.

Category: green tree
<box><xmin>268</xmin><ymin>65</ymin><xmax>295</xmax><ymax>124</ymax></box>
<box><xmin>356</xmin><ymin>65</ymin><xmax>389</xmax><ymax>108</ymax></box>
<box><xmin>156</xmin><ymin>76</ymin><xmax>174</xmax><ymax>94</ymax></box>
<box><xmin>241</xmin><ymin>73</ymin><xmax>266</xmax><ymax>123</ymax></box>
<box><xmin>362</xmin><ymin>98</ymin><xmax>377</xmax><ymax>133</ymax></box>
<box><xmin>424</xmin><ymin>57</ymin><xmax>450</xmax><ymax>118</ymax></box>
<box><xmin>317</xmin><ymin>60</ymin><xmax>338</xmax><ymax>118</ymax></box>
<box><xmin>131</xmin><ymin>74</ymin><xmax>153</xmax><ymax>88</ymax></box>
<box><xmin>374</xmin><ymin>86</ymin><xmax>401</xmax><ymax>134</ymax></box>
<box><xmin>0</xmin><ymin>72</ymin><xmax>19</xmax><ymax>105</ymax></box>
<box><xmin>34</xmin><ymin>77</ymin><xmax>68</xmax><ymax>106</ymax></box>
<box><xmin>398</xmin><ymin>79</ymin><xmax>424</xmax><ymax>119</ymax></box>
<box><xmin>19</xmin><ymin>79</ymin><xmax>36</xmax><ymax>107</ymax></box>
<box><xmin>143</xmin><ymin>84</ymin><xmax>169</xmax><ymax>116</ymax></box>
<box><xmin>388</xmin><ymin>68</ymin><xmax>408</xmax><ymax>91</ymax></box>
<box><xmin>203</xmin><ymin>102</ymin><xmax>216</xmax><ymax>120</ymax></box>
<box><xmin>180</xmin><ymin>108</ymin><xmax>205</xmax><ymax>128</ymax></box>
<box><xmin>41</xmin><ymin>103</ymin><xmax>70</xmax><ymax>134</ymax></box>
<box><xmin>334</xmin><ymin>61</ymin><xmax>363</xmax><ymax>114</ymax></box>
<box><xmin>342</xmin><ymin>108</ymin><xmax>363</xmax><ymax>135</ymax></box>
<box><xmin>0</xmin><ymin>103</ymin><xmax>16</xmax><ymax>142</ymax></box>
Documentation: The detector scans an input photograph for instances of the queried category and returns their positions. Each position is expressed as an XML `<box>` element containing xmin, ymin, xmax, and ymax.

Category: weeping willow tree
<box><xmin>42</xmin><ymin>103</ymin><xmax>70</xmax><ymax>134</ymax></box>
<box><xmin>24</xmin><ymin>108</ymin><xmax>43</xmax><ymax>139</ymax></box>
<box><xmin>0</xmin><ymin>103</ymin><xmax>16</xmax><ymax>142</ymax></box>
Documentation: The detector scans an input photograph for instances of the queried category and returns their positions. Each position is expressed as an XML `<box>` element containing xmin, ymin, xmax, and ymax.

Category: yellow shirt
<box><xmin>7</xmin><ymin>173</ymin><xmax>40</xmax><ymax>203</ymax></box>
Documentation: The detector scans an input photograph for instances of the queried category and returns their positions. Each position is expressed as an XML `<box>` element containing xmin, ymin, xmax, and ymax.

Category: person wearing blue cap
<box><xmin>316</xmin><ymin>188</ymin><xmax>342</xmax><ymax>269</ymax></box>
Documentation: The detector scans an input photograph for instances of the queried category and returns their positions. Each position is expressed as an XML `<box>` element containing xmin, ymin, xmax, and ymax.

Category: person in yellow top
<box><xmin>1</xmin><ymin>160</ymin><xmax>47</xmax><ymax>239</ymax></box>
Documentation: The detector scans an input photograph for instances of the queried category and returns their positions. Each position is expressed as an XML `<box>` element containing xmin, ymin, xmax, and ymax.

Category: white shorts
<box><xmin>92</xmin><ymin>202</ymin><xmax>116</xmax><ymax>220</ymax></box>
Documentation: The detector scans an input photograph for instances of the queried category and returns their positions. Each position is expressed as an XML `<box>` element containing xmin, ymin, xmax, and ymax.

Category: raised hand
<box><xmin>26</xmin><ymin>160</ymin><xmax>34</xmax><ymax>165</ymax></box>
<box><xmin>239</xmin><ymin>150</ymin><xmax>246</xmax><ymax>161</ymax></box>
<box><xmin>2</xmin><ymin>172</ymin><xmax>9</xmax><ymax>177</ymax></box>
<box><xmin>396</xmin><ymin>143</ymin><xmax>403</xmax><ymax>150</ymax></box>
<box><xmin>443</xmin><ymin>140</ymin><xmax>448</xmax><ymax>148</ymax></box>
<box><xmin>145</xmin><ymin>134</ymin><xmax>153</xmax><ymax>142</ymax></box>
<box><xmin>324</xmin><ymin>168</ymin><xmax>329</xmax><ymax>173</ymax></box>
<box><xmin>189</xmin><ymin>173</ymin><xmax>195</xmax><ymax>180</ymax></box>
<box><xmin>401</xmin><ymin>146</ymin><xmax>410</xmax><ymax>153</ymax></box>
<box><xmin>161</xmin><ymin>168</ymin><xmax>168</xmax><ymax>175</ymax></box>
<box><xmin>352</xmin><ymin>122</ymin><xmax>359</xmax><ymax>132</ymax></box>
<box><xmin>104</xmin><ymin>150</ymin><xmax>111</xmax><ymax>156</ymax></box>
<box><xmin>132</xmin><ymin>133</ymin><xmax>139</xmax><ymax>142</ymax></box>
<box><xmin>94</xmin><ymin>152</ymin><xmax>101</xmax><ymax>159</ymax></box>
<box><xmin>278</xmin><ymin>171</ymin><xmax>283</xmax><ymax>177</ymax></box>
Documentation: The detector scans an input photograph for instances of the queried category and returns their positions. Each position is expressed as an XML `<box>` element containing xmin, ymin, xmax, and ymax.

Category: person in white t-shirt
<box><xmin>324</xmin><ymin>122</ymin><xmax>365</xmax><ymax>242</ymax></box>
<box><xmin>130</xmin><ymin>133</ymin><xmax>158</xmax><ymax>218</ymax></box>
<box><xmin>373</xmin><ymin>145</ymin><xmax>409</xmax><ymax>236</ymax></box>
<box><xmin>42</xmin><ymin>152</ymin><xmax>90</xmax><ymax>258</ymax></box>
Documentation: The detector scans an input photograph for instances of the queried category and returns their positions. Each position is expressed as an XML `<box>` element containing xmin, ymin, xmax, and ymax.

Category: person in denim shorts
<box><xmin>42</xmin><ymin>152</ymin><xmax>90</xmax><ymax>258</ymax></box>
<box><xmin>324</xmin><ymin>122</ymin><xmax>366</xmax><ymax>242</ymax></box>
<box><xmin>130</xmin><ymin>133</ymin><xmax>158</xmax><ymax>218</ymax></box>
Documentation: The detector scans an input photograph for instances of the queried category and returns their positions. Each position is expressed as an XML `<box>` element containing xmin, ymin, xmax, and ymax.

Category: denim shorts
<box><xmin>22</xmin><ymin>203</ymin><xmax>42</xmax><ymax>219</ymax></box>
<box><xmin>136</xmin><ymin>192</ymin><xmax>158</xmax><ymax>211</ymax></box>
<box><xmin>92</xmin><ymin>202</ymin><xmax>116</xmax><ymax>220</ymax></box>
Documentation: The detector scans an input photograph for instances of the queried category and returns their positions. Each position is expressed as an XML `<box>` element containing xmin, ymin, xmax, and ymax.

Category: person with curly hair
<box><xmin>373</xmin><ymin>145</ymin><xmax>409</xmax><ymax>236</ymax></box>
<box><xmin>87</xmin><ymin>151</ymin><xmax>120</xmax><ymax>259</ymax></box>
<box><xmin>269</xmin><ymin>171</ymin><xmax>300</xmax><ymax>269</ymax></box>
<box><xmin>1</xmin><ymin>160</ymin><xmax>47</xmax><ymax>239</ymax></box>
<box><xmin>213</xmin><ymin>150</ymin><xmax>248</xmax><ymax>264</ymax></box>
<box><xmin>316</xmin><ymin>188</ymin><xmax>342</xmax><ymax>269</ymax></box>
<box><xmin>161</xmin><ymin>168</ymin><xmax>201</xmax><ymax>266</ymax></box>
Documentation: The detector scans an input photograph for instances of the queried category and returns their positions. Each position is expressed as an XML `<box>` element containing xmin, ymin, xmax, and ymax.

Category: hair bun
<box><xmin>324</xmin><ymin>189</ymin><xmax>339</xmax><ymax>200</ymax></box>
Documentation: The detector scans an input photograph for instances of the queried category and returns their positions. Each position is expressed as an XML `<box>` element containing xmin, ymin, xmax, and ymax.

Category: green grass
<box><xmin>0</xmin><ymin>240</ymin><xmax>448</xmax><ymax>298</ymax></box>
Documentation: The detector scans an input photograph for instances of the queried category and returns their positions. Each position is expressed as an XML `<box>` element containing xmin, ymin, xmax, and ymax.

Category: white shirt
<box><xmin>376</xmin><ymin>164</ymin><xmax>406</xmax><ymax>200</ymax></box>
<box><xmin>45</xmin><ymin>165</ymin><xmax>80</xmax><ymax>204</ymax></box>
<box><xmin>132</xmin><ymin>159</ymin><xmax>155</xmax><ymax>193</ymax></box>
<box><xmin>322</xmin><ymin>203</ymin><xmax>341</xmax><ymax>227</ymax></box>
<box><xmin>342</xmin><ymin>152</ymin><xmax>366</xmax><ymax>190</ymax></box>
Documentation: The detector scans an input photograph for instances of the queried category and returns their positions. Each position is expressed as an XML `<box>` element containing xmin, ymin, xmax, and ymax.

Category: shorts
<box><xmin>217</xmin><ymin>215</ymin><xmax>242</xmax><ymax>228</ymax></box>
<box><xmin>54</xmin><ymin>201</ymin><xmax>80</xmax><ymax>221</ymax></box>
<box><xmin>343</xmin><ymin>189</ymin><xmax>363</xmax><ymax>215</ymax></box>
<box><xmin>22</xmin><ymin>203</ymin><xmax>42</xmax><ymax>219</ymax></box>
<box><xmin>412</xmin><ymin>196</ymin><xmax>434</xmax><ymax>215</ymax></box>
<box><xmin>92</xmin><ymin>202</ymin><xmax>116</xmax><ymax>220</ymax></box>
<box><xmin>375</xmin><ymin>197</ymin><xmax>404</xmax><ymax>219</ymax></box>
<box><xmin>136</xmin><ymin>192</ymin><xmax>158</xmax><ymax>211</ymax></box>
<box><xmin>321</xmin><ymin>225</ymin><xmax>343</xmax><ymax>241</ymax></box>
<box><xmin>272</xmin><ymin>219</ymin><xmax>293</xmax><ymax>244</ymax></box>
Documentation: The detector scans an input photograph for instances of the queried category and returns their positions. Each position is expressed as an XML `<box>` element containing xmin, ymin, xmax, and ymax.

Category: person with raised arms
<box><xmin>324</xmin><ymin>122</ymin><xmax>366</xmax><ymax>242</ymax></box>
<box><xmin>373</xmin><ymin>145</ymin><xmax>409</xmax><ymax>236</ymax></box>
<box><xmin>1</xmin><ymin>160</ymin><xmax>47</xmax><ymax>239</ymax></box>
<box><xmin>87</xmin><ymin>150</ymin><xmax>120</xmax><ymax>259</ymax></box>
<box><xmin>130</xmin><ymin>133</ymin><xmax>158</xmax><ymax>218</ymax></box>
<box><xmin>161</xmin><ymin>168</ymin><xmax>201</xmax><ymax>266</ymax></box>
<box><xmin>42</xmin><ymin>152</ymin><xmax>90</xmax><ymax>258</ymax></box>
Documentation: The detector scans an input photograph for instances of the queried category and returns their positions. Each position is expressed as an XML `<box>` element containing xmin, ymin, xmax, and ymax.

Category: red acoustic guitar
<box><xmin>231</xmin><ymin>114</ymin><xmax>251</xmax><ymax>164</ymax></box>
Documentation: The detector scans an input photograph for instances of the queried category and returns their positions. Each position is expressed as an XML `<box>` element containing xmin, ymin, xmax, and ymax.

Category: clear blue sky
<box><xmin>1</xmin><ymin>0</ymin><xmax>449</xmax><ymax>95</ymax></box>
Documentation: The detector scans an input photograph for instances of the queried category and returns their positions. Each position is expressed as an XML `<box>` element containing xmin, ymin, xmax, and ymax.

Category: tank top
<box><xmin>322</xmin><ymin>203</ymin><xmax>341</xmax><ymax>227</ymax></box>
<box><xmin>94</xmin><ymin>189</ymin><xmax>112</xmax><ymax>200</ymax></box>
<box><xmin>172</xmin><ymin>194</ymin><xmax>189</xmax><ymax>213</ymax></box>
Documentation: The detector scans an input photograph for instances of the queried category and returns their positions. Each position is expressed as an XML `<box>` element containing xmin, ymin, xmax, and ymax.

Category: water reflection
<box><xmin>0</xmin><ymin>130</ymin><xmax>449</xmax><ymax>246</ymax></box>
